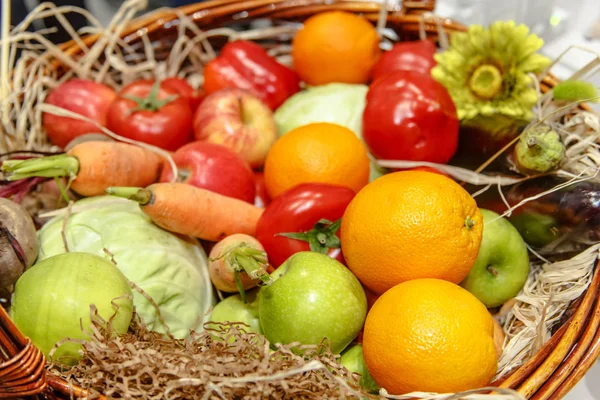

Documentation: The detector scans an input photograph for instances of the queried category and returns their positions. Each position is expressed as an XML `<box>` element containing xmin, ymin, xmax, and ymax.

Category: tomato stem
<box><xmin>277</xmin><ymin>218</ymin><xmax>342</xmax><ymax>254</ymax></box>
<box><xmin>123</xmin><ymin>80</ymin><xmax>179</xmax><ymax>113</ymax></box>
<box><xmin>1</xmin><ymin>154</ymin><xmax>79</xmax><ymax>180</ymax></box>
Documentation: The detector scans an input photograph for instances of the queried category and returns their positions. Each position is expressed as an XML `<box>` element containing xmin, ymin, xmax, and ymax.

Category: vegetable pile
<box><xmin>1</xmin><ymin>1</ymin><xmax>599</xmax><ymax>399</ymax></box>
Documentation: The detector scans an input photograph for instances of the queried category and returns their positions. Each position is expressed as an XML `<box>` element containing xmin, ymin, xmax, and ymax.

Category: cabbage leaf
<box><xmin>37</xmin><ymin>196</ymin><xmax>215</xmax><ymax>339</ymax></box>
<box><xmin>274</xmin><ymin>83</ymin><xmax>368</xmax><ymax>138</ymax></box>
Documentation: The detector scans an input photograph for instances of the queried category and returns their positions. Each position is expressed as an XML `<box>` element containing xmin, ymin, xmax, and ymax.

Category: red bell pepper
<box><xmin>362</xmin><ymin>70</ymin><xmax>459</xmax><ymax>164</ymax></box>
<box><xmin>203</xmin><ymin>40</ymin><xmax>301</xmax><ymax>111</ymax></box>
<box><xmin>372</xmin><ymin>40</ymin><xmax>437</xmax><ymax>81</ymax></box>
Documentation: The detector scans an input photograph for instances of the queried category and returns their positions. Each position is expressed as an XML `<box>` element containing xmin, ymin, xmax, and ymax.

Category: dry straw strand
<box><xmin>497</xmin><ymin>243</ymin><xmax>600</xmax><ymax>378</ymax></box>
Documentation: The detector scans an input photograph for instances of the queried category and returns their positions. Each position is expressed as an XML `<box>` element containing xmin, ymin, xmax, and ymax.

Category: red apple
<box><xmin>253</xmin><ymin>172</ymin><xmax>271</xmax><ymax>208</ymax></box>
<box><xmin>42</xmin><ymin>79</ymin><xmax>117</xmax><ymax>148</ymax></box>
<box><xmin>192</xmin><ymin>88</ymin><xmax>277</xmax><ymax>169</ymax></box>
<box><xmin>160</xmin><ymin>141</ymin><xmax>256</xmax><ymax>203</ymax></box>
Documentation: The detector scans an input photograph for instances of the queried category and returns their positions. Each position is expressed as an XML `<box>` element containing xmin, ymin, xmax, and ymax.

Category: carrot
<box><xmin>105</xmin><ymin>182</ymin><xmax>264</xmax><ymax>241</ymax></box>
<box><xmin>1</xmin><ymin>141</ymin><xmax>164</xmax><ymax>197</ymax></box>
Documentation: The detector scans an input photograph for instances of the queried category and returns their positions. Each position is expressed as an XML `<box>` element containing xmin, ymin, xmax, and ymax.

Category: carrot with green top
<box><xmin>106</xmin><ymin>182</ymin><xmax>264</xmax><ymax>242</ymax></box>
<box><xmin>1</xmin><ymin>141</ymin><xmax>164</xmax><ymax>197</ymax></box>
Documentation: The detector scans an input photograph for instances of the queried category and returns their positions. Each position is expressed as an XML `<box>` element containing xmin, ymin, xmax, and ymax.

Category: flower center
<box><xmin>469</xmin><ymin>64</ymin><xmax>503</xmax><ymax>100</ymax></box>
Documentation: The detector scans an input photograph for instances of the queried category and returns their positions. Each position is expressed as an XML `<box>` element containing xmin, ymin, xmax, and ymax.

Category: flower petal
<box><xmin>518</xmin><ymin>53</ymin><xmax>551</xmax><ymax>73</ymax></box>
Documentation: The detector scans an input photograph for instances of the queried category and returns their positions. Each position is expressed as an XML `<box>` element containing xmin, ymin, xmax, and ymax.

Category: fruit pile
<box><xmin>1</xmin><ymin>5</ymin><xmax>596</xmax><ymax>399</ymax></box>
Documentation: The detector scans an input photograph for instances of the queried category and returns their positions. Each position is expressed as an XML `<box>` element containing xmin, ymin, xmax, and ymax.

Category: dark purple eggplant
<box><xmin>474</xmin><ymin>175</ymin><xmax>600</xmax><ymax>249</ymax></box>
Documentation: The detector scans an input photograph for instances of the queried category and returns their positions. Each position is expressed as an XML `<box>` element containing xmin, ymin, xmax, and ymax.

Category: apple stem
<box><xmin>105</xmin><ymin>186</ymin><xmax>153</xmax><ymax>206</ymax></box>
<box><xmin>1</xmin><ymin>154</ymin><xmax>79</xmax><ymax>180</ymax></box>
<box><xmin>487</xmin><ymin>265</ymin><xmax>499</xmax><ymax>276</ymax></box>
<box><xmin>176</xmin><ymin>168</ymin><xmax>191</xmax><ymax>182</ymax></box>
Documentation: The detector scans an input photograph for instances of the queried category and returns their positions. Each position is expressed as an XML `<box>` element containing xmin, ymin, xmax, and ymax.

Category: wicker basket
<box><xmin>1</xmin><ymin>1</ymin><xmax>599</xmax><ymax>399</ymax></box>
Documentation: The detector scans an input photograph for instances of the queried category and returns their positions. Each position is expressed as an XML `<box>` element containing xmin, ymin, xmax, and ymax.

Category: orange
<box><xmin>340</xmin><ymin>170</ymin><xmax>483</xmax><ymax>294</ymax></box>
<box><xmin>362</xmin><ymin>278</ymin><xmax>498</xmax><ymax>395</ymax></box>
<box><xmin>291</xmin><ymin>11</ymin><xmax>381</xmax><ymax>85</ymax></box>
<box><xmin>409</xmin><ymin>166</ymin><xmax>449</xmax><ymax>177</ymax></box>
<box><xmin>264</xmin><ymin>122</ymin><xmax>370</xmax><ymax>199</ymax></box>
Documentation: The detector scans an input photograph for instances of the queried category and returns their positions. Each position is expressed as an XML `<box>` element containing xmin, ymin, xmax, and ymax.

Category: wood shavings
<box><xmin>48</xmin><ymin>312</ymin><xmax>369</xmax><ymax>400</ymax></box>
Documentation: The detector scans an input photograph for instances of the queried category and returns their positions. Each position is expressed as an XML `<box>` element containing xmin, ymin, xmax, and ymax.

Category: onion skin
<box><xmin>208</xmin><ymin>234</ymin><xmax>267</xmax><ymax>293</ymax></box>
<box><xmin>0</xmin><ymin>198</ymin><xmax>38</xmax><ymax>301</ymax></box>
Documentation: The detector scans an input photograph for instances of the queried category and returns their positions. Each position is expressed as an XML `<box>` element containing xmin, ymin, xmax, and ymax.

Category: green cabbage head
<box><xmin>274</xmin><ymin>83</ymin><xmax>368</xmax><ymax>138</ymax></box>
<box><xmin>37</xmin><ymin>196</ymin><xmax>215</xmax><ymax>339</ymax></box>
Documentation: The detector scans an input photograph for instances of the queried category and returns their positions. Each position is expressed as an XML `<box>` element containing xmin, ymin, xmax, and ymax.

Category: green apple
<box><xmin>207</xmin><ymin>289</ymin><xmax>261</xmax><ymax>335</ymax></box>
<box><xmin>258</xmin><ymin>251</ymin><xmax>367</xmax><ymax>354</ymax></box>
<box><xmin>460</xmin><ymin>208</ymin><xmax>530</xmax><ymax>308</ymax></box>
<box><xmin>340</xmin><ymin>344</ymin><xmax>380</xmax><ymax>394</ymax></box>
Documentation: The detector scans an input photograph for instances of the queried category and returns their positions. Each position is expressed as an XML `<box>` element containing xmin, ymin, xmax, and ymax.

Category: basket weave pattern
<box><xmin>1</xmin><ymin>1</ymin><xmax>599</xmax><ymax>399</ymax></box>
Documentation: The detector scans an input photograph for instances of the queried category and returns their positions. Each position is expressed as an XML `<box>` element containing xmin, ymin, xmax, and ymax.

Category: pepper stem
<box><xmin>469</xmin><ymin>64</ymin><xmax>503</xmax><ymax>100</ymax></box>
<box><xmin>105</xmin><ymin>186</ymin><xmax>152</xmax><ymax>205</ymax></box>
<box><xmin>1</xmin><ymin>154</ymin><xmax>80</xmax><ymax>181</ymax></box>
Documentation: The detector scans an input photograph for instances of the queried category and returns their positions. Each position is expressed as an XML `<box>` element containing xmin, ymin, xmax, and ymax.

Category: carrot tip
<box><xmin>105</xmin><ymin>186</ymin><xmax>152</xmax><ymax>205</ymax></box>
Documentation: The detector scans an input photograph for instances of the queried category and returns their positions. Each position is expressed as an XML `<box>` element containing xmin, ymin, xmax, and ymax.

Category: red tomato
<box><xmin>255</xmin><ymin>183</ymin><xmax>355</xmax><ymax>268</ymax></box>
<box><xmin>159</xmin><ymin>141</ymin><xmax>256</xmax><ymax>203</ymax></box>
<box><xmin>42</xmin><ymin>79</ymin><xmax>117</xmax><ymax>148</ymax></box>
<box><xmin>106</xmin><ymin>80</ymin><xmax>193</xmax><ymax>151</ymax></box>
<box><xmin>162</xmin><ymin>77</ymin><xmax>205</xmax><ymax>112</ymax></box>
<box><xmin>362</xmin><ymin>70</ymin><xmax>459</xmax><ymax>164</ymax></box>
<box><xmin>372</xmin><ymin>40</ymin><xmax>437</xmax><ymax>80</ymax></box>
